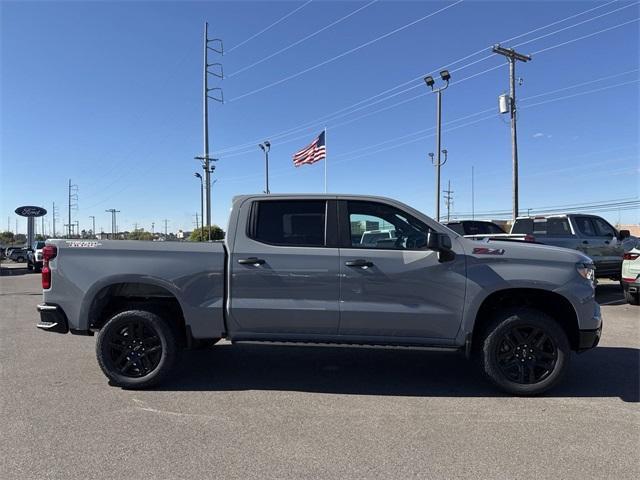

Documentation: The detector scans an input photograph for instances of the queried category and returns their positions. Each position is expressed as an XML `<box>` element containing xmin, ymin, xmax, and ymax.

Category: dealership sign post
<box><xmin>15</xmin><ymin>206</ymin><xmax>47</xmax><ymax>248</ymax></box>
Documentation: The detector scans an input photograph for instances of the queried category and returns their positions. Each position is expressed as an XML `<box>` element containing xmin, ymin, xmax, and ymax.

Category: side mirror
<box><xmin>426</xmin><ymin>232</ymin><xmax>452</xmax><ymax>251</ymax></box>
<box><xmin>619</xmin><ymin>229</ymin><xmax>630</xmax><ymax>240</ymax></box>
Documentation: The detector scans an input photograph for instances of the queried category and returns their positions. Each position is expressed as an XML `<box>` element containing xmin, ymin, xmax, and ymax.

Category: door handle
<box><xmin>582</xmin><ymin>241</ymin><xmax>589</xmax><ymax>245</ymax></box>
<box><xmin>238</xmin><ymin>257</ymin><xmax>265</xmax><ymax>265</ymax></box>
<box><xmin>345</xmin><ymin>259</ymin><xmax>374</xmax><ymax>268</ymax></box>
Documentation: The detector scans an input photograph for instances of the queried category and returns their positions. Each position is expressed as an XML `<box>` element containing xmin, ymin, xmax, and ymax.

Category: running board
<box><xmin>231</xmin><ymin>339</ymin><xmax>461</xmax><ymax>353</ymax></box>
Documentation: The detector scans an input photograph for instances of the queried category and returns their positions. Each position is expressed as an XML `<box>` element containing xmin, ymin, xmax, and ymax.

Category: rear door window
<box><xmin>251</xmin><ymin>200</ymin><xmax>326</xmax><ymax>247</ymax></box>
<box><xmin>575</xmin><ymin>217</ymin><xmax>597</xmax><ymax>237</ymax></box>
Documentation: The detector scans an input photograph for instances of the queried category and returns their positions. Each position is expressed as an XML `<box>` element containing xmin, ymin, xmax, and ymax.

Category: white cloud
<box><xmin>533</xmin><ymin>132</ymin><xmax>544</xmax><ymax>138</ymax></box>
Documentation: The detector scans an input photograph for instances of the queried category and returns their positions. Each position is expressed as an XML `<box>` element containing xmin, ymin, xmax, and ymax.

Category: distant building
<box><xmin>176</xmin><ymin>230</ymin><xmax>192</xmax><ymax>240</ymax></box>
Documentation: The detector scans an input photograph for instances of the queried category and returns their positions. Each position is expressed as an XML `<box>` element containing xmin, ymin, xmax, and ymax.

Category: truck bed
<box><xmin>43</xmin><ymin>239</ymin><xmax>227</xmax><ymax>339</ymax></box>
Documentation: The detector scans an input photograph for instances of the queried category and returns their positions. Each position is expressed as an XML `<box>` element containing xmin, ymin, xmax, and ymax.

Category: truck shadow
<box><xmin>596</xmin><ymin>282</ymin><xmax>626</xmax><ymax>306</ymax></box>
<box><xmin>162</xmin><ymin>344</ymin><xmax>639</xmax><ymax>402</ymax></box>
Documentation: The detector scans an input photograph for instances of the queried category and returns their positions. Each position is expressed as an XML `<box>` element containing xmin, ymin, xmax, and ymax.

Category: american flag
<box><xmin>293</xmin><ymin>131</ymin><xmax>326</xmax><ymax>167</ymax></box>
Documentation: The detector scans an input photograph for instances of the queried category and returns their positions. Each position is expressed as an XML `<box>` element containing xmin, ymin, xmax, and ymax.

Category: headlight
<box><xmin>577</xmin><ymin>263</ymin><xmax>595</xmax><ymax>282</ymax></box>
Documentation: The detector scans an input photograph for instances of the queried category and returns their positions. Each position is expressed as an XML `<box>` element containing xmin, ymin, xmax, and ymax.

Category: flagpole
<box><xmin>324</xmin><ymin>127</ymin><xmax>327</xmax><ymax>193</ymax></box>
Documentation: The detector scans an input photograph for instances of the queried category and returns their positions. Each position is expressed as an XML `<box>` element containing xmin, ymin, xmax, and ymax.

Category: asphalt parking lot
<box><xmin>1</xmin><ymin>262</ymin><xmax>638</xmax><ymax>479</ymax></box>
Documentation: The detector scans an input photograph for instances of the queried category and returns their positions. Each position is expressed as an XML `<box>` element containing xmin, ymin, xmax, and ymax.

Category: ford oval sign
<box><xmin>15</xmin><ymin>206</ymin><xmax>47</xmax><ymax>217</ymax></box>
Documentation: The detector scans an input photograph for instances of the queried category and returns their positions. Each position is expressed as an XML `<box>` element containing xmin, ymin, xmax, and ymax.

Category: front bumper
<box><xmin>577</xmin><ymin>301</ymin><xmax>602</xmax><ymax>351</ymax></box>
<box><xmin>621</xmin><ymin>278</ymin><xmax>640</xmax><ymax>294</ymax></box>
<box><xmin>36</xmin><ymin>304</ymin><xmax>69</xmax><ymax>334</ymax></box>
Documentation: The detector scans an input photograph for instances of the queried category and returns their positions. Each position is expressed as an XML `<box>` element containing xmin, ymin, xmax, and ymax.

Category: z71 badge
<box><xmin>472</xmin><ymin>247</ymin><xmax>505</xmax><ymax>255</ymax></box>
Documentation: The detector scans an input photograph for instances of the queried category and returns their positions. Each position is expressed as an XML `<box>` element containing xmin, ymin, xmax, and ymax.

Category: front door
<box><xmin>338</xmin><ymin>200</ymin><xmax>466</xmax><ymax>341</ymax></box>
<box><xmin>229</xmin><ymin>199</ymin><xmax>340</xmax><ymax>336</ymax></box>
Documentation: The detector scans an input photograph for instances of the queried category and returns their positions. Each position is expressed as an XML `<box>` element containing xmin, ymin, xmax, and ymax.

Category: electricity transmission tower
<box><xmin>443</xmin><ymin>180</ymin><xmax>454</xmax><ymax>222</ymax></box>
<box><xmin>492</xmin><ymin>44</ymin><xmax>531</xmax><ymax>220</ymax></box>
<box><xmin>105</xmin><ymin>209</ymin><xmax>120</xmax><ymax>238</ymax></box>
<box><xmin>195</xmin><ymin>21</ymin><xmax>224</xmax><ymax>242</ymax></box>
<box><xmin>67</xmin><ymin>179</ymin><xmax>78</xmax><ymax>238</ymax></box>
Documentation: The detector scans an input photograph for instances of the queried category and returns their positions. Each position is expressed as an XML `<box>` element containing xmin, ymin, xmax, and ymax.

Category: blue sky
<box><xmin>2</xmin><ymin>0</ymin><xmax>639</xmax><ymax>235</ymax></box>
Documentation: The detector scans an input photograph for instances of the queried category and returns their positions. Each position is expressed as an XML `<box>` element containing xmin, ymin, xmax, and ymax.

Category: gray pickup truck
<box><xmin>37</xmin><ymin>194</ymin><xmax>601</xmax><ymax>395</ymax></box>
<box><xmin>511</xmin><ymin>214</ymin><xmax>631</xmax><ymax>279</ymax></box>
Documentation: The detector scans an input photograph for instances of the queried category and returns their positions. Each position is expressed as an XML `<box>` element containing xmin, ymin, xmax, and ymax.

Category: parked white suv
<box><xmin>622</xmin><ymin>239</ymin><xmax>640</xmax><ymax>305</ymax></box>
<box><xmin>27</xmin><ymin>241</ymin><xmax>46</xmax><ymax>273</ymax></box>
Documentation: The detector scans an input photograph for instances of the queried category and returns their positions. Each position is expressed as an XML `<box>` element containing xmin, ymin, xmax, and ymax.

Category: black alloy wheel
<box><xmin>495</xmin><ymin>325</ymin><xmax>557</xmax><ymax>384</ymax></box>
<box><xmin>478</xmin><ymin>308</ymin><xmax>570</xmax><ymax>396</ymax></box>
<box><xmin>105</xmin><ymin>320</ymin><xmax>163</xmax><ymax>378</ymax></box>
<box><xmin>96</xmin><ymin>308</ymin><xmax>178</xmax><ymax>389</ymax></box>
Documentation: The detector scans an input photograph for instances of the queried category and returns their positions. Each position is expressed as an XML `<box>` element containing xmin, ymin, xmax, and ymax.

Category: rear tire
<box><xmin>96</xmin><ymin>309</ymin><xmax>178</xmax><ymax>389</ymax></box>
<box><xmin>477</xmin><ymin>308</ymin><xmax>570</xmax><ymax>396</ymax></box>
<box><xmin>624</xmin><ymin>290</ymin><xmax>640</xmax><ymax>305</ymax></box>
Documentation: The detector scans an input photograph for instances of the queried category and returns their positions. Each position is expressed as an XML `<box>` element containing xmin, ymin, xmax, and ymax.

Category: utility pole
<box><xmin>52</xmin><ymin>202</ymin><xmax>58</xmax><ymax>238</ymax></box>
<box><xmin>67</xmin><ymin>179</ymin><xmax>78</xmax><ymax>238</ymax></box>
<box><xmin>195</xmin><ymin>212</ymin><xmax>200</xmax><ymax>231</ymax></box>
<box><xmin>471</xmin><ymin>166</ymin><xmax>475</xmax><ymax>220</ymax></box>
<box><xmin>259</xmin><ymin>141</ymin><xmax>271</xmax><ymax>194</ymax></box>
<box><xmin>492</xmin><ymin>44</ymin><xmax>531</xmax><ymax>220</ymax></box>
<box><xmin>443</xmin><ymin>180</ymin><xmax>454</xmax><ymax>222</ymax></box>
<box><xmin>196</xmin><ymin>21</ymin><xmax>224</xmax><ymax>242</ymax></box>
<box><xmin>105</xmin><ymin>209</ymin><xmax>120</xmax><ymax>238</ymax></box>
<box><xmin>89</xmin><ymin>216</ymin><xmax>96</xmax><ymax>237</ymax></box>
<box><xmin>151</xmin><ymin>222</ymin><xmax>155</xmax><ymax>235</ymax></box>
<box><xmin>163</xmin><ymin>219</ymin><xmax>169</xmax><ymax>237</ymax></box>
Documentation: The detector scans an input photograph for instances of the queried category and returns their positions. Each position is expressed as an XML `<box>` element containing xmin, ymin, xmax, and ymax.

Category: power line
<box><xmin>226</xmin><ymin>0</ymin><xmax>314</xmax><ymax>53</ymax></box>
<box><xmin>512</xmin><ymin>1</ymin><xmax>638</xmax><ymax>50</ymax></box>
<box><xmin>531</xmin><ymin>17</ymin><xmax>640</xmax><ymax>55</ymax></box>
<box><xmin>219</xmin><ymin>0</ymin><xmax>630</xmax><ymax>148</ymax></box>
<box><xmin>228</xmin><ymin>0</ymin><xmax>378</xmax><ymax>78</ymax></box>
<box><xmin>228</xmin><ymin>0</ymin><xmax>465</xmax><ymax>102</ymax></box>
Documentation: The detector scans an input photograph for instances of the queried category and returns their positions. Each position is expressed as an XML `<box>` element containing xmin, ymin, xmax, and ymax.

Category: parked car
<box><xmin>359</xmin><ymin>229</ymin><xmax>397</xmax><ymax>247</ymax></box>
<box><xmin>27</xmin><ymin>241</ymin><xmax>46</xmax><ymax>272</ymax></box>
<box><xmin>511</xmin><ymin>214</ymin><xmax>631</xmax><ymax>279</ymax></box>
<box><xmin>36</xmin><ymin>194</ymin><xmax>601</xmax><ymax>395</ymax></box>
<box><xmin>444</xmin><ymin>220</ymin><xmax>533</xmax><ymax>242</ymax></box>
<box><xmin>621</xmin><ymin>239</ymin><xmax>640</xmax><ymax>305</ymax></box>
<box><xmin>8</xmin><ymin>248</ymin><xmax>28</xmax><ymax>263</ymax></box>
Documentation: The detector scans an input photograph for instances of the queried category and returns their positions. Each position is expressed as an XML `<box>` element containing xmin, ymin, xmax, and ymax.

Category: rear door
<box><xmin>228</xmin><ymin>199</ymin><xmax>340</xmax><ymax>336</ymax></box>
<box><xmin>337</xmin><ymin>200</ymin><xmax>466</xmax><ymax>341</ymax></box>
<box><xmin>572</xmin><ymin>216</ymin><xmax>604</xmax><ymax>261</ymax></box>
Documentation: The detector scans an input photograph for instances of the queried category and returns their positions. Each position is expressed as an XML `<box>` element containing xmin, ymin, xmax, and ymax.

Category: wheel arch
<box><xmin>469</xmin><ymin>288</ymin><xmax>580</xmax><ymax>352</ymax></box>
<box><xmin>81</xmin><ymin>275</ymin><xmax>188</xmax><ymax>342</ymax></box>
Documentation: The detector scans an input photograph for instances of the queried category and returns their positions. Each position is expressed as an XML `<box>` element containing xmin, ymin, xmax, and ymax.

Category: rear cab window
<box><xmin>249</xmin><ymin>200</ymin><xmax>327</xmax><ymax>247</ymax></box>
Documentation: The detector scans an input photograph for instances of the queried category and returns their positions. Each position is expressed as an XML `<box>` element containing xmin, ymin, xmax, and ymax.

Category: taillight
<box><xmin>41</xmin><ymin>245</ymin><xmax>57</xmax><ymax>290</ymax></box>
<box><xmin>43</xmin><ymin>245</ymin><xmax>57</xmax><ymax>262</ymax></box>
<box><xmin>623</xmin><ymin>253</ymin><xmax>640</xmax><ymax>261</ymax></box>
<box><xmin>42</xmin><ymin>265</ymin><xmax>51</xmax><ymax>289</ymax></box>
<box><xmin>524</xmin><ymin>234</ymin><xmax>535</xmax><ymax>242</ymax></box>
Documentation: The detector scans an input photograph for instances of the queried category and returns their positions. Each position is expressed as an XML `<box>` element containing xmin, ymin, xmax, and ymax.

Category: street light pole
<box><xmin>259</xmin><ymin>141</ymin><xmax>271</xmax><ymax>194</ymax></box>
<box><xmin>194</xmin><ymin>172</ymin><xmax>204</xmax><ymax>241</ymax></box>
<box><xmin>424</xmin><ymin>70</ymin><xmax>451</xmax><ymax>223</ymax></box>
<box><xmin>89</xmin><ymin>216</ymin><xmax>95</xmax><ymax>238</ymax></box>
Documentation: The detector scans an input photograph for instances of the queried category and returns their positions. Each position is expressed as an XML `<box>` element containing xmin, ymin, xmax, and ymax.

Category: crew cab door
<box><xmin>228</xmin><ymin>199</ymin><xmax>340</xmax><ymax>336</ymax></box>
<box><xmin>337</xmin><ymin>200</ymin><xmax>466</xmax><ymax>341</ymax></box>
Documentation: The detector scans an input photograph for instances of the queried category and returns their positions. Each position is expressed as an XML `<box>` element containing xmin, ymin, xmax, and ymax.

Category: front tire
<box><xmin>96</xmin><ymin>309</ymin><xmax>178</xmax><ymax>389</ymax></box>
<box><xmin>477</xmin><ymin>308</ymin><xmax>570</xmax><ymax>396</ymax></box>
